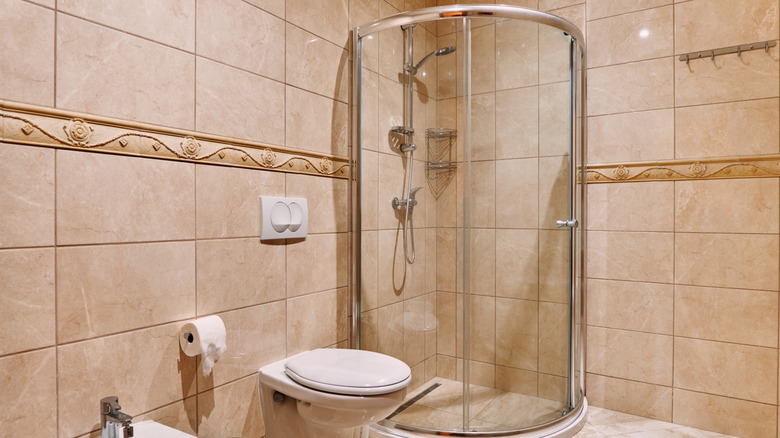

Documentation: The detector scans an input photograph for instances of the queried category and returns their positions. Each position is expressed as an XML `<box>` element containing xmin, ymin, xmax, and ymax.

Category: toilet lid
<box><xmin>284</xmin><ymin>349</ymin><xmax>411</xmax><ymax>396</ymax></box>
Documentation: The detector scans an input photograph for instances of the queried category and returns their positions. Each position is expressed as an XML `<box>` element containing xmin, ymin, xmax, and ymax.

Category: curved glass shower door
<box><xmin>352</xmin><ymin>5</ymin><xmax>585</xmax><ymax>436</ymax></box>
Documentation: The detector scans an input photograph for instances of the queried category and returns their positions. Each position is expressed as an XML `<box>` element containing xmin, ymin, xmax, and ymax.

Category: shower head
<box><xmin>411</xmin><ymin>46</ymin><xmax>456</xmax><ymax>74</ymax></box>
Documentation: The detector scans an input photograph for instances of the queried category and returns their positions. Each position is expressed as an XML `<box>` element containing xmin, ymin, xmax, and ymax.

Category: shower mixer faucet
<box><xmin>392</xmin><ymin>187</ymin><xmax>422</xmax><ymax>212</ymax></box>
<box><xmin>100</xmin><ymin>396</ymin><xmax>133</xmax><ymax>438</ymax></box>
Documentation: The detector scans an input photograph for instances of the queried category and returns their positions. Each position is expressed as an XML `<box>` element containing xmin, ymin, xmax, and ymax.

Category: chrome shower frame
<box><xmin>351</xmin><ymin>4</ymin><xmax>587</xmax><ymax>437</ymax></box>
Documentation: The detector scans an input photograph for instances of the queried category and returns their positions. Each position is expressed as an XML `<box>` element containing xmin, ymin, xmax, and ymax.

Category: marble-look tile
<box><xmin>0</xmin><ymin>248</ymin><xmax>55</xmax><ymax>355</ymax></box>
<box><xmin>436</xmin><ymin>33</ymin><xmax>458</xmax><ymax>99</ymax></box>
<box><xmin>475</xmin><ymin>391</ymin><xmax>564</xmax><ymax>430</ymax></box>
<box><xmin>287</xmin><ymin>0</ymin><xmax>348</xmax><ymax>45</ymax></box>
<box><xmin>675</xmin><ymin>0</ymin><xmax>778</xmax><ymax>54</ymax></box>
<box><xmin>469</xmin><ymin>229</ymin><xmax>496</xmax><ymax>297</ymax></box>
<box><xmin>437</xmin><ymin>292</ymin><xmax>457</xmax><ymax>357</ymax></box>
<box><xmin>675</xmin><ymin>99</ymin><xmax>780</xmax><ymax>158</ymax></box>
<box><xmin>286</xmin><ymin>23</ymin><xmax>349</xmax><ymax>103</ymax></box>
<box><xmin>587</xmin><ymin>181</ymin><xmax>674</xmax><ymax>232</ymax></box>
<box><xmin>0</xmin><ymin>143</ymin><xmax>54</xmax><ymax>248</ymax></box>
<box><xmin>470</xmin><ymin>161</ymin><xmax>496</xmax><ymax>228</ymax></box>
<box><xmin>586</xmin><ymin>373</ymin><xmax>673</xmax><ymax>422</ymax></box>
<box><xmin>496</xmin><ymin>229</ymin><xmax>539</xmax><ymax>300</ymax></box>
<box><xmin>674</xmin><ymin>337</ymin><xmax>777</xmax><ymax>404</ymax></box>
<box><xmin>469</xmin><ymin>295</ymin><xmax>496</xmax><ymax>364</ymax></box>
<box><xmin>587</xmin><ymin>0</ymin><xmax>672</xmax><ymax>21</ymax></box>
<box><xmin>134</xmin><ymin>397</ymin><xmax>197</xmax><ymax>436</ymax></box>
<box><xmin>539</xmin><ymin>83</ymin><xmax>570</xmax><ymax>157</ymax></box>
<box><xmin>56</xmin><ymin>150</ymin><xmax>195</xmax><ymax>245</ymax></box>
<box><xmin>496</xmin><ymin>298</ymin><xmax>538</xmax><ymax>371</ymax></box>
<box><xmin>587</xmin><ymin>326</ymin><xmax>673</xmax><ymax>385</ymax></box>
<box><xmin>538</xmin><ymin>373</ymin><xmax>567</xmax><ymax>402</ymax></box>
<box><xmin>57</xmin><ymin>242</ymin><xmax>195</xmax><ymax>343</ymax></box>
<box><xmin>588</xmin><ymin>231</ymin><xmax>674</xmax><ymax>284</ymax></box>
<box><xmin>195</xmin><ymin>164</ymin><xmax>285</xmax><ymax>239</ymax></box>
<box><xmin>197</xmin><ymin>375</ymin><xmax>265</xmax><ymax>438</ymax></box>
<box><xmin>0</xmin><ymin>0</ymin><xmax>54</xmax><ymax>106</ymax></box>
<box><xmin>361</xmin><ymin>230</ymin><xmax>379</xmax><ymax>311</ymax></box>
<box><xmin>673</xmin><ymin>388</ymin><xmax>777</xmax><ymax>437</ymax></box>
<box><xmin>195</xmin><ymin>57</ymin><xmax>285</xmax><ymax>145</ymax></box>
<box><xmin>360</xmin><ymin>150</ymin><xmax>379</xmax><ymax>232</ymax></box>
<box><xmin>588</xmin><ymin>110</ymin><xmax>674</xmax><ymax>164</ymax></box>
<box><xmin>462</xmin><ymin>22</ymin><xmax>496</xmax><ymax>96</ymax></box>
<box><xmin>196</xmin><ymin>0</ymin><xmax>284</xmax><ymax>81</ymax></box>
<box><xmin>287</xmin><ymin>233</ymin><xmax>349</xmax><ymax>296</ymax></box>
<box><xmin>0</xmin><ymin>349</ymin><xmax>57</xmax><ymax>437</ymax></box>
<box><xmin>495</xmin><ymin>19</ymin><xmax>539</xmax><ymax>90</ymax></box>
<box><xmin>588</xmin><ymin>58</ymin><xmax>674</xmax><ymax>116</ymax></box>
<box><xmin>588</xmin><ymin>6</ymin><xmax>673</xmax><ymax>68</ymax></box>
<box><xmin>287</xmin><ymin>173</ymin><xmax>349</xmax><ymax>234</ymax></box>
<box><xmin>552</xmin><ymin>4</ymin><xmax>586</xmax><ymax>40</ymax></box>
<box><xmin>539</xmin><ymin>229</ymin><xmax>570</xmax><ymax>303</ymax></box>
<box><xmin>495</xmin><ymin>365</ymin><xmax>538</xmax><ymax>395</ymax></box>
<box><xmin>197</xmin><ymin>238</ymin><xmax>285</xmax><ymax>314</ymax></box>
<box><xmin>350</xmin><ymin>0</ymin><xmax>379</xmax><ymax>31</ymax></box>
<box><xmin>58</xmin><ymin>0</ymin><xmax>195</xmax><ymax>50</ymax></box>
<box><xmin>57</xmin><ymin>13</ymin><xmax>194</xmax><ymax>129</ymax></box>
<box><xmin>378</xmin><ymin>301</ymin><xmax>405</xmax><ymax>360</ymax></box>
<box><xmin>470</xmin><ymin>92</ymin><xmax>497</xmax><ymax>161</ymax></box>
<box><xmin>538</xmin><ymin>302</ymin><xmax>569</xmax><ymax>376</ymax></box>
<box><xmin>538</xmin><ymin>156</ymin><xmax>570</xmax><ymax>229</ymax></box>
<box><xmin>539</xmin><ymin>23</ymin><xmax>572</xmax><ymax>85</ymax></box>
<box><xmin>496</xmin><ymin>159</ymin><xmax>538</xmax><ymax>228</ymax></box>
<box><xmin>587</xmin><ymin>278</ymin><xmax>674</xmax><ymax>335</ymax></box>
<box><xmin>675</xmin><ymin>285</ymin><xmax>778</xmax><ymax>348</ymax></box>
<box><xmin>403</xmin><ymin>295</ymin><xmax>428</xmax><ymax>367</ymax></box>
<box><xmin>436</xmin><ymin>229</ymin><xmax>456</xmax><ymax>292</ymax></box>
<box><xmin>199</xmin><ymin>301</ymin><xmax>285</xmax><ymax>387</ymax></box>
<box><xmin>496</xmin><ymin>87</ymin><xmax>539</xmax><ymax>159</ymax></box>
<box><xmin>58</xmin><ymin>323</ymin><xmax>196</xmax><ymax>437</ymax></box>
<box><xmin>540</xmin><ymin>0</ymin><xmax>581</xmax><ymax>12</ymax></box>
<box><xmin>286</xmin><ymin>86</ymin><xmax>349</xmax><ymax>156</ymax></box>
<box><xmin>675</xmin><ymin>233</ymin><xmax>779</xmax><ymax>291</ymax></box>
<box><xmin>675</xmin><ymin>49</ymin><xmax>779</xmax><ymax>107</ymax></box>
<box><xmin>675</xmin><ymin>178</ymin><xmax>779</xmax><ymax>234</ymax></box>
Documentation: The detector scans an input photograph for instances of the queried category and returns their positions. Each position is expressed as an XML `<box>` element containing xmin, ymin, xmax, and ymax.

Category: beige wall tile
<box><xmin>588</xmin><ymin>181</ymin><xmax>674</xmax><ymax>232</ymax></box>
<box><xmin>675</xmin><ymin>285</ymin><xmax>778</xmax><ymax>348</ymax></box>
<box><xmin>675</xmin><ymin>99</ymin><xmax>780</xmax><ymax>158</ymax></box>
<box><xmin>496</xmin><ymin>87</ymin><xmax>539</xmax><ymax>159</ymax></box>
<box><xmin>437</xmin><ymin>292</ymin><xmax>457</xmax><ymax>357</ymax></box>
<box><xmin>587</xmin><ymin>279</ymin><xmax>674</xmax><ymax>335</ymax></box>
<box><xmin>496</xmin><ymin>158</ymin><xmax>538</xmax><ymax>228</ymax></box>
<box><xmin>287</xmin><ymin>233</ymin><xmax>349</xmax><ymax>296</ymax></box>
<box><xmin>496</xmin><ymin>365</ymin><xmax>538</xmax><ymax>396</ymax></box>
<box><xmin>197</xmin><ymin>238</ymin><xmax>285</xmax><ymax>314</ymax></box>
<box><xmin>538</xmin><ymin>373</ymin><xmax>567</xmax><ymax>402</ymax></box>
<box><xmin>0</xmin><ymin>249</ymin><xmax>55</xmax><ymax>355</ymax></box>
<box><xmin>470</xmin><ymin>161</ymin><xmax>496</xmax><ymax>228</ymax></box>
<box><xmin>57</xmin><ymin>14</ymin><xmax>194</xmax><ymax>129</ymax></box>
<box><xmin>496</xmin><ymin>298</ymin><xmax>538</xmax><ymax>371</ymax></box>
<box><xmin>196</xmin><ymin>164</ymin><xmax>285</xmax><ymax>239</ymax></box>
<box><xmin>437</xmin><ymin>228</ymin><xmax>456</xmax><ymax>292</ymax></box>
<box><xmin>287</xmin><ymin>0</ymin><xmax>348</xmax><ymax>45</ymax></box>
<box><xmin>350</xmin><ymin>0</ymin><xmax>379</xmax><ymax>30</ymax></box>
<box><xmin>197</xmin><ymin>375</ymin><xmax>265</xmax><ymax>438</ymax></box>
<box><xmin>552</xmin><ymin>4</ymin><xmax>586</xmax><ymax>38</ymax></box>
<box><xmin>0</xmin><ymin>0</ymin><xmax>54</xmax><ymax>106</ymax></box>
<box><xmin>587</xmin><ymin>0</ymin><xmax>672</xmax><ymax>21</ymax></box>
<box><xmin>495</xmin><ymin>19</ymin><xmax>539</xmax><ymax>90</ymax></box>
<box><xmin>360</xmin><ymin>150</ymin><xmax>379</xmax><ymax>231</ymax></box>
<box><xmin>539</xmin><ymin>302</ymin><xmax>568</xmax><ymax>376</ymax></box>
<box><xmin>587</xmin><ymin>326</ymin><xmax>673</xmax><ymax>385</ymax></box>
<box><xmin>496</xmin><ymin>229</ymin><xmax>539</xmax><ymax>300</ymax></box>
<box><xmin>588</xmin><ymin>58</ymin><xmax>674</xmax><ymax>116</ymax></box>
<box><xmin>539</xmin><ymin>24</ymin><xmax>572</xmax><ymax>85</ymax></box>
<box><xmin>676</xmin><ymin>178</ymin><xmax>779</xmax><ymax>234</ymax></box>
<box><xmin>539</xmin><ymin>83</ymin><xmax>570</xmax><ymax>157</ymax></box>
<box><xmin>470</xmin><ymin>229</ymin><xmax>496</xmax><ymax>296</ymax></box>
<box><xmin>466</xmin><ymin>24</ymin><xmax>496</xmax><ymax>96</ymax></box>
<box><xmin>0</xmin><ymin>349</ymin><xmax>56</xmax><ymax>437</ymax></box>
<box><xmin>286</xmin><ymin>24</ymin><xmax>349</xmax><ymax>103</ymax></box>
<box><xmin>58</xmin><ymin>0</ymin><xmax>195</xmax><ymax>51</ymax></box>
<box><xmin>196</xmin><ymin>0</ymin><xmax>284</xmax><ymax>81</ymax></box>
<box><xmin>673</xmin><ymin>389</ymin><xmax>777</xmax><ymax>438</ymax></box>
<box><xmin>586</xmin><ymin>374</ymin><xmax>672</xmax><ymax>422</ymax></box>
<box><xmin>56</xmin><ymin>150</ymin><xmax>195</xmax><ymax>245</ymax></box>
<box><xmin>58</xmin><ymin>323</ymin><xmax>196</xmax><ymax>437</ymax></box>
<box><xmin>286</xmin><ymin>86</ymin><xmax>349</xmax><ymax>156</ymax></box>
<box><xmin>470</xmin><ymin>93</ymin><xmax>496</xmax><ymax>161</ymax></box>
<box><xmin>588</xmin><ymin>110</ymin><xmax>675</xmax><ymax>163</ymax></box>
<box><xmin>198</xmin><ymin>301</ymin><xmax>286</xmax><ymax>389</ymax></box>
<box><xmin>0</xmin><ymin>143</ymin><xmax>54</xmax><ymax>248</ymax></box>
<box><xmin>57</xmin><ymin>242</ymin><xmax>195</xmax><ymax>343</ymax></box>
<box><xmin>376</xmin><ymin>228</ymin><xmax>408</xmax><ymax>306</ymax></box>
<box><xmin>134</xmin><ymin>397</ymin><xmax>197</xmax><ymax>436</ymax></box>
<box><xmin>539</xmin><ymin>229</ymin><xmax>570</xmax><ymax>303</ymax></box>
<box><xmin>469</xmin><ymin>295</ymin><xmax>496</xmax><ymax>363</ymax></box>
<box><xmin>287</xmin><ymin>173</ymin><xmax>349</xmax><ymax>234</ymax></box>
<box><xmin>675</xmin><ymin>337</ymin><xmax>777</xmax><ymax>404</ymax></box>
<box><xmin>675</xmin><ymin>0</ymin><xmax>779</xmax><ymax>54</ymax></box>
<box><xmin>195</xmin><ymin>58</ymin><xmax>285</xmax><ymax>145</ymax></box>
<box><xmin>540</xmin><ymin>0</ymin><xmax>582</xmax><ymax>12</ymax></box>
<box><xmin>588</xmin><ymin>6</ymin><xmax>673</xmax><ymax>68</ymax></box>
<box><xmin>675</xmin><ymin>233</ymin><xmax>779</xmax><ymax>291</ymax></box>
<box><xmin>538</xmin><ymin>156</ymin><xmax>570</xmax><ymax>230</ymax></box>
<box><xmin>361</xmin><ymin>230</ymin><xmax>379</xmax><ymax>311</ymax></box>
<box><xmin>378</xmin><ymin>301</ymin><xmax>405</xmax><ymax>360</ymax></box>
<box><xmin>403</xmin><ymin>295</ymin><xmax>428</xmax><ymax>366</ymax></box>
<box><xmin>675</xmin><ymin>49</ymin><xmax>779</xmax><ymax>107</ymax></box>
<box><xmin>587</xmin><ymin>231</ymin><xmax>674</xmax><ymax>284</ymax></box>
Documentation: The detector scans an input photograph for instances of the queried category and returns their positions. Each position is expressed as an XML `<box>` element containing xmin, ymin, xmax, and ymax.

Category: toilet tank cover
<box><xmin>284</xmin><ymin>349</ymin><xmax>411</xmax><ymax>395</ymax></box>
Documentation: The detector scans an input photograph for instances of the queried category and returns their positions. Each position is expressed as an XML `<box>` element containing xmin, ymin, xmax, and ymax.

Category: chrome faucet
<box><xmin>392</xmin><ymin>186</ymin><xmax>422</xmax><ymax>212</ymax></box>
<box><xmin>100</xmin><ymin>396</ymin><xmax>134</xmax><ymax>438</ymax></box>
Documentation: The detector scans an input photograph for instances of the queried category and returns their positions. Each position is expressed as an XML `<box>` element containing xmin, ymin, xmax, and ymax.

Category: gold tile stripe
<box><xmin>0</xmin><ymin>100</ymin><xmax>350</xmax><ymax>179</ymax></box>
<box><xmin>587</xmin><ymin>155</ymin><xmax>780</xmax><ymax>183</ymax></box>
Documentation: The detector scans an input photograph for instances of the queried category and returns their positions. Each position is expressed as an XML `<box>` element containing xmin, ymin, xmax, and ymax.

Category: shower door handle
<box><xmin>556</xmin><ymin>219</ymin><xmax>578</xmax><ymax>228</ymax></box>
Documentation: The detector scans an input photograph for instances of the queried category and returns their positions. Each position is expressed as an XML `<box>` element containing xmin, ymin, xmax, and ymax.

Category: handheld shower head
<box><xmin>410</xmin><ymin>46</ymin><xmax>456</xmax><ymax>74</ymax></box>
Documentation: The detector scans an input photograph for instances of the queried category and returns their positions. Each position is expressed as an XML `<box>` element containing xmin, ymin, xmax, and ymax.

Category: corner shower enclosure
<box><xmin>352</xmin><ymin>5</ymin><xmax>585</xmax><ymax>437</ymax></box>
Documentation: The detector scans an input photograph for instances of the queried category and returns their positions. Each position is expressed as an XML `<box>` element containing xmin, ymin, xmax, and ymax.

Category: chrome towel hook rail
<box><xmin>680</xmin><ymin>40</ymin><xmax>777</xmax><ymax>64</ymax></box>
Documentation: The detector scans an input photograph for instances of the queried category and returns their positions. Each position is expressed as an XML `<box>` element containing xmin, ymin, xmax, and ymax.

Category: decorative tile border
<box><xmin>587</xmin><ymin>155</ymin><xmax>780</xmax><ymax>183</ymax></box>
<box><xmin>0</xmin><ymin>100</ymin><xmax>349</xmax><ymax>179</ymax></box>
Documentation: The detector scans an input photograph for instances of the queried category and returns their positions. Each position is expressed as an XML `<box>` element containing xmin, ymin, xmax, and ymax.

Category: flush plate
<box><xmin>260</xmin><ymin>197</ymin><xmax>308</xmax><ymax>241</ymax></box>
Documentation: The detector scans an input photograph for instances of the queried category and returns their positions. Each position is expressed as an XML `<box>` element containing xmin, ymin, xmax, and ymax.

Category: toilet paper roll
<box><xmin>180</xmin><ymin>315</ymin><xmax>227</xmax><ymax>376</ymax></box>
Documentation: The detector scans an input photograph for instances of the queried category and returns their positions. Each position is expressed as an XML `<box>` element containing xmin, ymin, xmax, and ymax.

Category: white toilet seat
<box><xmin>284</xmin><ymin>349</ymin><xmax>411</xmax><ymax>396</ymax></box>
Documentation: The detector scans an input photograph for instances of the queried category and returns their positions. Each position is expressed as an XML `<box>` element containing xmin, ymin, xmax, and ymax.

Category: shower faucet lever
<box><xmin>556</xmin><ymin>219</ymin><xmax>578</xmax><ymax>228</ymax></box>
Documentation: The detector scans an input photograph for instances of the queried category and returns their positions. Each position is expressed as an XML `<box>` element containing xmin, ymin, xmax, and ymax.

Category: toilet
<box><xmin>257</xmin><ymin>348</ymin><xmax>412</xmax><ymax>438</ymax></box>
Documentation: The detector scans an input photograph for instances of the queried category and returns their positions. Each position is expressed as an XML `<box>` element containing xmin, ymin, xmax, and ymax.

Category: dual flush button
<box><xmin>260</xmin><ymin>197</ymin><xmax>308</xmax><ymax>240</ymax></box>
